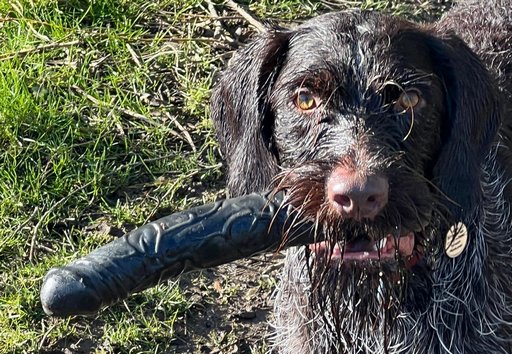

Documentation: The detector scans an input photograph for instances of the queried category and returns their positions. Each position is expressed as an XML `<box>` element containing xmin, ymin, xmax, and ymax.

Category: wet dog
<box><xmin>210</xmin><ymin>1</ymin><xmax>512</xmax><ymax>352</ymax></box>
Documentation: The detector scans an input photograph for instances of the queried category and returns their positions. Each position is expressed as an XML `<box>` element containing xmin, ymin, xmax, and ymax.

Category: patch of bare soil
<box><xmin>171</xmin><ymin>254</ymin><xmax>285</xmax><ymax>354</ymax></box>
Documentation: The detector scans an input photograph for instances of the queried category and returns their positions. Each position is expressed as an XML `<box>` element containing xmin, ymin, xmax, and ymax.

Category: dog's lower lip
<box><xmin>309</xmin><ymin>232</ymin><xmax>415</xmax><ymax>261</ymax></box>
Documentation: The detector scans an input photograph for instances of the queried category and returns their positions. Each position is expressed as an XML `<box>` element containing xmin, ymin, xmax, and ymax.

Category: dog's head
<box><xmin>210</xmin><ymin>9</ymin><xmax>502</xmax><ymax>336</ymax></box>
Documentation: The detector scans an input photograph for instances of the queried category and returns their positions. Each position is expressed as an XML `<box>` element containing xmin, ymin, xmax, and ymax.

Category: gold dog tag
<box><xmin>445</xmin><ymin>222</ymin><xmax>468</xmax><ymax>258</ymax></box>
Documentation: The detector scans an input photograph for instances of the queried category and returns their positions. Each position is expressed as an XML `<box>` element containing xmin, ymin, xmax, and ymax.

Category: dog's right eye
<box><xmin>295</xmin><ymin>90</ymin><xmax>318</xmax><ymax>111</ymax></box>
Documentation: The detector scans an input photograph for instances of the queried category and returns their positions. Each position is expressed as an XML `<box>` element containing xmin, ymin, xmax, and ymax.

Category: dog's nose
<box><xmin>327</xmin><ymin>167</ymin><xmax>389</xmax><ymax>220</ymax></box>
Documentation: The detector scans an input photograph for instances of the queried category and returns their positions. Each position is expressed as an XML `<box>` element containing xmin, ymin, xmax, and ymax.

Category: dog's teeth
<box><xmin>377</xmin><ymin>238</ymin><xmax>387</xmax><ymax>250</ymax></box>
<box><xmin>372</xmin><ymin>239</ymin><xmax>387</xmax><ymax>251</ymax></box>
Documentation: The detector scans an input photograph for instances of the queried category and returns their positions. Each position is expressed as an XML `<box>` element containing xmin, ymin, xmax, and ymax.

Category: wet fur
<box><xmin>210</xmin><ymin>1</ymin><xmax>512</xmax><ymax>353</ymax></box>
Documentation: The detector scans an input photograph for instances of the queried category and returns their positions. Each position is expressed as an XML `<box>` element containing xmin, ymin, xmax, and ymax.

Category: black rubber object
<box><xmin>40</xmin><ymin>192</ymin><xmax>315</xmax><ymax>317</ymax></box>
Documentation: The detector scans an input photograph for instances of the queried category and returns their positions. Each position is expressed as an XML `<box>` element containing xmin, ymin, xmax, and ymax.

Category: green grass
<box><xmin>0</xmin><ymin>1</ymin><xmax>450</xmax><ymax>353</ymax></box>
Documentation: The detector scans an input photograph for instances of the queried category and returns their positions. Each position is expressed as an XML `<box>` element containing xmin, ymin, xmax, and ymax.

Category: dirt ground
<box><xmin>171</xmin><ymin>255</ymin><xmax>285</xmax><ymax>353</ymax></box>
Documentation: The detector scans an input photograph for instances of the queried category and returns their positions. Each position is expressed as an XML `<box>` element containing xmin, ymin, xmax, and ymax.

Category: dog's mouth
<box><xmin>309</xmin><ymin>231</ymin><xmax>419</xmax><ymax>265</ymax></box>
<box><xmin>273</xmin><ymin>173</ymin><xmax>431</xmax><ymax>269</ymax></box>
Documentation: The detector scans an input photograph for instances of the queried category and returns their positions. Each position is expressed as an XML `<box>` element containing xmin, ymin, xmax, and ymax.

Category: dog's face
<box><xmin>211</xmin><ymin>9</ymin><xmax>502</xmax><ymax>341</ymax></box>
<box><xmin>271</xmin><ymin>13</ymin><xmax>445</xmax><ymax>265</ymax></box>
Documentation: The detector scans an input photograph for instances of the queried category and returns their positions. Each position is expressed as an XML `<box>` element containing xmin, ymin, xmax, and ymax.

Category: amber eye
<box><xmin>295</xmin><ymin>90</ymin><xmax>317</xmax><ymax>111</ymax></box>
<box><xmin>395</xmin><ymin>90</ymin><xmax>421</xmax><ymax>111</ymax></box>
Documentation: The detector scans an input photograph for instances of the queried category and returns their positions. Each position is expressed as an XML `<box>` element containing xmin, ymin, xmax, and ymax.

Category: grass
<box><xmin>0</xmin><ymin>1</ymin><xmax>451</xmax><ymax>353</ymax></box>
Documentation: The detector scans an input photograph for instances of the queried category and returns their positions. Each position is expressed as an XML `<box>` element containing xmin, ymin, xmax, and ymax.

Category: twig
<box><xmin>126</xmin><ymin>43</ymin><xmax>143</xmax><ymax>67</ymax></box>
<box><xmin>164</xmin><ymin>112</ymin><xmax>197</xmax><ymax>153</ymax></box>
<box><xmin>0</xmin><ymin>16</ymin><xmax>57</xmax><ymax>28</ymax></box>
<box><xmin>0</xmin><ymin>40</ymin><xmax>80</xmax><ymax>61</ymax></box>
<box><xmin>144</xmin><ymin>50</ymin><xmax>178</xmax><ymax>64</ymax></box>
<box><xmin>132</xmin><ymin>36</ymin><xmax>226</xmax><ymax>44</ymax></box>
<box><xmin>205</xmin><ymin>0</ymin><xmax>222</xmax><ymax>37</ymax></box>
<box><xmin>71</xmin><ymin>85</ymin><xmax>157</xmax><ymax>126</ymax></box>
<box><xmin>29</xmin><ymin>203</ymin><xmax>63</xmax><ymax>263</ymax></box>
<box><xmin>142</xmin><ymin>169</ymin><xmax>204</xmax><ymax>224</ymax></box>
<box><xmin>38</xmin><ymin>321</ymin><xmax>57</xmax><ymax>351</ymax></box>
<box><xmin>205</xmin><ymin>0</ymin><xmax>223</xmax><ymax>38</ymax></box>
<box><xmin>204</xmin><ymin>0</ymin><xmax>238</xmax><ymax>46</ymax></box>
<box><xmin>73</xmin><ymin>86</ymin><xmax>198</xmax><ymax>152</ymax></box>
<box><xmin>0</xmin><ymin>35</ymin><xmax>223</xmax><ymax>62</ymax></box>
<box><xmin>225</xmin><ymin>0</ymin><xmax>266</xmax><ymax>33</ymax></box>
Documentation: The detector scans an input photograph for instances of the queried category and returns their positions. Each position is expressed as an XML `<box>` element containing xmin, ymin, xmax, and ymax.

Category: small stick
<box><xmin>203</xmin><ymin>0</ymin><xmax>238</xmax><ymax>46</ymax></box>
<box><xmin>225</xmin><ymin>0</ymin><xmax>266</xmax><ymax>33</ymax></box>
<box><xmin>71</xmin><ymin>85</ymin><xmax>156</xmax><ymax>126</ymax></box>
<box><xmin>163</xmin><ymin>112</ymin><xmax>197</xmax><ymax>153</ymax></box>
<box><xmin>205</xmin><ymin>0</ymin><xmax>222</xmax><ymax>38</ymax></box>
<box><xmin>0</xmin><ymin>40</ymin><xmax>80</xmax><ymax>61</ymax></box>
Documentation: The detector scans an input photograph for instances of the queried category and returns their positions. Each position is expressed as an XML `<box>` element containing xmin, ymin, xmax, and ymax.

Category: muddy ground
<box><xmin>171</xmin><ymin>255</ymin><xmax>285</xmax><ymax>353</ymax></box>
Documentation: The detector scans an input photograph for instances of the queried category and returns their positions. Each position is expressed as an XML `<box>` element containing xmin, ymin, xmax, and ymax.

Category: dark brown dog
<box><xmin>211</xmin><ymin>1</ymin><xmax>512</xmax><ymax>352</ymax></box>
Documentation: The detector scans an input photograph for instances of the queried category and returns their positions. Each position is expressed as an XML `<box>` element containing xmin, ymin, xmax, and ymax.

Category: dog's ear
<box><xmin>428</xmin><ymin>33</ymin><xmax>502</xmax><ymax>223</ymax></box>
<box><xmin>210</xmin><ymin>29</ymin><xmax>291</xmax><ymax>197</ymax></box>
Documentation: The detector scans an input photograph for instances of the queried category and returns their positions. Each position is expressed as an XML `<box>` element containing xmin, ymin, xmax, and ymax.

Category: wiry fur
<box><xmin>210</xmin><ymin>1</ymin><xmax>512</xmax><ymax>353</ymax></box>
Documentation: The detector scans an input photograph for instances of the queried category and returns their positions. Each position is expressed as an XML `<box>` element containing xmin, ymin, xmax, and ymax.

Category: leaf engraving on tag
<box><xmin>445</xmin><ymin>222</ymin><xmax>468</xmax><ymax>258</ymax></box>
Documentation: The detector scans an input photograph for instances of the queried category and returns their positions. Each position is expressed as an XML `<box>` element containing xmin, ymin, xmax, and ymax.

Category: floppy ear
<box><xmin>210</xmin><ymin>29</ymin><xmax>291</xmax><ymax>197</ymax></box>
<box><xmin>429</xmin><ymin>34</ymin><xmax>502</xmax><ymax>223</ymax></box>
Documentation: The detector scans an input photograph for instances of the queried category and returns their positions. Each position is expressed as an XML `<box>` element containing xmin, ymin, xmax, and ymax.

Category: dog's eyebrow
<box><xmin>280</xmin><ymin>67</ymin><xmax>337</xmax><ymax>91</ymax></box>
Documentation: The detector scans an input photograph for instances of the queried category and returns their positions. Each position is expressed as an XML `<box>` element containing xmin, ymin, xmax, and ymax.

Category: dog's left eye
<box><xmin>395</xmin><ymin>90</ymin><xmax>421</xmax><ymax>111</ymax></box>
<box><xmin>295</xmin><ymin>90</ymin><xmax>318</xmax><ymax>111</ymax></box>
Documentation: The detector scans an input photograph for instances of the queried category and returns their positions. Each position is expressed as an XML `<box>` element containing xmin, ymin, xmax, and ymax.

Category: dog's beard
<box><xmin>305</xmin><ymin>234</ymin><xmax>410</xmax><ymax>347</ymax></box>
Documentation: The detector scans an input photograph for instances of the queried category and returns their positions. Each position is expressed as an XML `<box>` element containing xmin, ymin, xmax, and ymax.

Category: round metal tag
<box><xmin>445</xmin><ymin>222</ymin><xmax>468</xmax><ymax>258</ymax></box>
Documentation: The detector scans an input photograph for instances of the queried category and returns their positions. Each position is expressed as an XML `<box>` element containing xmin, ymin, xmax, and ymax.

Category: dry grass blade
<box><xmin>164</xmin><ymin>112</ymin><xmax>197</xmax><ymax>153</ymax></box>
<box><xmin>225</xmin><ymin>0</ymin><xmax>266</xmax><ymax>32</ymax></box>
